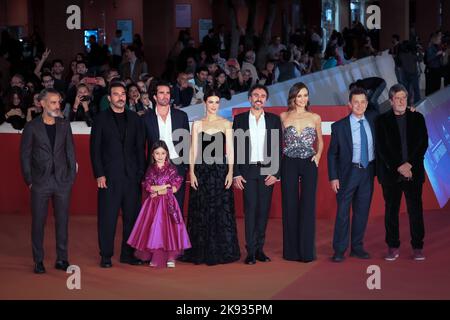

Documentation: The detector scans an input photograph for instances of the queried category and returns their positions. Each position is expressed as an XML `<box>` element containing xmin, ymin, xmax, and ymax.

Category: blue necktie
<box><xmin>359</xmin><ymin>119</ymin><xmax>369</xmax><ymax>168</ymax></box>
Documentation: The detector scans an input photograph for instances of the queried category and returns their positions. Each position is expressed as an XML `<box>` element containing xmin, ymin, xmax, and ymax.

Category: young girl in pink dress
<box><xmin>127</xmin><ymin>140</ymin><xmax>191</xmax><ymax>268</ymax></box>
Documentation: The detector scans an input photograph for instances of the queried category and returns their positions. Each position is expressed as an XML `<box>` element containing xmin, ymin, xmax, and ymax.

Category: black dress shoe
<box><xmin>350</xmin><ymin>249</ymin><xmax>370</xmax><ymax>259</ymax></box>
<box><xmin>255</xmin><ymin>251</ymin><xmax>271</xmax><ymax>262</ymax></box>
<box><xmin>34</xmin><ymin>262</ymin><xmax>46</xmax><ymax>274</ymax></box>
<box><xmin>332</xmin><ymin>252</ymin><xmax>345</xmax><ymax>262</ymax></box>
<box><xmin>55</xmin><ymin>260</ymin><xmax>70</xmax><ymax>271</ymax></box>
<box><xmin>100</xmin><ymin>257</ymin><xmax>112</xmax><ymax>268</ymax></box>
<box><xmin>244</xmin><ymin>254</ymin><xmax>256</xmax><ymax>265</ymax></box>
<box><xmin>120</xmin><ymin>257</ymin><xmax>144</xmax><ymax>265</ymax></box>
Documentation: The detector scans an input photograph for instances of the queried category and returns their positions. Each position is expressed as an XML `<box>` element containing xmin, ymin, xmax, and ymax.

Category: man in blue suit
<box><xmin>327</xmin><ymin>87</ymin><xmax>377</xmax><ymax>262</ymax></box>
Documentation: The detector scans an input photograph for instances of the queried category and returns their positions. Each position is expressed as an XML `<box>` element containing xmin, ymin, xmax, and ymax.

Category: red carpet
<box><xmin>0</xmin><ymin>208</ymin><xmax>449</xmax><ymax>300</ymax></box>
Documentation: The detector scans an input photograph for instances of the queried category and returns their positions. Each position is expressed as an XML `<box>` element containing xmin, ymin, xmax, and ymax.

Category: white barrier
<box><xmin>183</xmin><ymin>50</ymin><xmax>399</xmax><ymax>121</ymax></box>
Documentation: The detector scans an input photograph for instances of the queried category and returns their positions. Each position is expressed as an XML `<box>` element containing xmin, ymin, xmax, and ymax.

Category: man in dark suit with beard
<box><xmin>90</xmin><ymin>81</ymin><xmax>145</xmax><ymax>268</ymax></box>
<box><xmin>20</xmin><ymin>88</ymin><xmax>77</xmax><ymax>274</ymax></box>
<box><xmin>232</xmin><ymin>84</ymin><xmax>282</xmax><ymax>265</ymax></box>
<box><xmin>375</xmin><ymin>84</ymin><xmax>428</xmax><ymax>261</ymax></box>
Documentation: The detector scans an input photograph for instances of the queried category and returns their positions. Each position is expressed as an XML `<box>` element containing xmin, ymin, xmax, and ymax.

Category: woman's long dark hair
<box><xmin>5</xmin><ymin>87</ymin><xmax>25</xmax><ymax>113</ymax></box>
<box><xmin>287</xmin><ymin>82</ymin><xmax>310</xmax><ymax>111</ymax></box>
<box><xmin>203</xmin><ymin>88</ymin><xmax>222</xmax><ymax>102</ymax></box>
<box><xmin>150</xmin><ymin>140</ymin><xmax>170</xmax><ymax>165</ymax></box>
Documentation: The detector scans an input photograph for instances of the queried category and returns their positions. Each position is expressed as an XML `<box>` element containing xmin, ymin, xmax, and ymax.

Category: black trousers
<box><xmin>97</xmin><ymin>176</ymin><xmax>141</xmax><ymax>259</ymax></box>
<box><xmin>31</xmin><ymin>177</ymin><xmax>72</xmax><ymax>263</ymax></box>
<box><xmin>333</xmin><ymin>164</ymin><xmax>374</xmax><ymax>254</ymax></box>
<box><xmin>382</xmin><ymin>181</ymin><xmax>425</xmax><ymax>249</ymax></box>
<box><xmin>242</xmin><ymin>165</ymin><xmax>274</xmax><ymax>255</ymax></box>
<box><xmin>281</xmin><ymin>156</ymin><xmax>318</xmax><ymax>262</ymax></box>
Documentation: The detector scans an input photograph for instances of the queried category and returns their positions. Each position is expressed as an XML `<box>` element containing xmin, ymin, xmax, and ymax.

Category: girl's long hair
<box><xmin>150</xmin><ymin>140</ymin><xmax>170</xmax><ymax>165</ymax></box>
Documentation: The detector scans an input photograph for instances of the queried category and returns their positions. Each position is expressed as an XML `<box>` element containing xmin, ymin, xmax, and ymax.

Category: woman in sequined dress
<box><xmin>280</xmin><ymin>82</ymin><xmax>324</xmax><ymax>262</ymax></box>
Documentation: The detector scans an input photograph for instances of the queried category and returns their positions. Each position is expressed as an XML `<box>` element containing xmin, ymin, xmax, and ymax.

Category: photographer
<box><xmin>69</xmin><ymin>83</ymin><xmax>97</xmax><ymax>126</ymax></box>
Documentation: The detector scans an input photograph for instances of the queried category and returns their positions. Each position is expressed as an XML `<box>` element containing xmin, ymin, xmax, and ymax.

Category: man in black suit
<box><xmin>20</xmin><ymin>88</ymin><xmax>77</xmax><ymax>274</ymax></box>
<box><xmin>328</xmin><ymin>87</ymin><xmax>377</xmax><ymax>262</ymax></box>
<box><xmin>143</xmin><ymin>81</ymin><xmax>190</xmax><ymax>212</ymax></box>
<box><xmin>90</xmin><ymin>81</ymin><xmax>145</xmax><ymax>268</ymax></box>
<box><xmin>233</xmin><ymin>84</ymin><xmax>282</xmax><ymax>265</ymax></box>
<box><xmin>375</xmin><ymin>84</ymin><xmax>428</xmax><ymax>261</ymax></box>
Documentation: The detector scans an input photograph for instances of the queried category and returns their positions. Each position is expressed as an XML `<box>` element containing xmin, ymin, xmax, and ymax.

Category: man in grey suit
<box><xmin>20</xmin><ymin>88</ymin><xmax>77</xmax><ymax>274</ymax></box>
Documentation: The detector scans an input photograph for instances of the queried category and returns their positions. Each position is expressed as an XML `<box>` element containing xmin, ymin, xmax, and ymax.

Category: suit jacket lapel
<box><xmin>406</xmin><ymin>110</ymin><xmax>414</xmax><ymax>156</ymax></box>
<box><xmin>343</xmin><ymin>116</ymin><xmax>353</xmax><ymax>154</ymax></box>
<box><xmin>242</xmin><ymin>111</ymin><xmax>250</xmax><ymax>161</ymax></box>
<box><xmin>242</xmin><ymin>111</ymin><xmax>250</xmax><ymax>131</ymax></box>
<box><xmin>54</xmin><ymin>119</ymin><xmax>63</xmax><ymax>154</ymax></box>
<box><xmin>107</xmin><ymin>108</ymin><xmax>122</xmax><ymax>142</ymax></box>
<box><xmin>170</xmin><ymin>109</ymin><xmax>178</xmax><ymax>142</ymax></box>
<box><xmin>389</xmin><ymin>110</ymin><xmax>403</xmax><ymax>158</ymax></box>
<box><xmin>152</xmin><ymin>111</ymin><xmax>160</xmax><ymax>141</ymax></box>
<box><xmin>387</xmin><ymin>110</ymin><xmax>401</xmax><ymax>147</ymax></box>
<box><xmin>37</xmin><ymin>116</ymin><xmax>52</xmax><ymax>152</ymax></box>
<box><xmin>367</xmin><ymin>115</ymin><xmax>376</xmax><ymax>149</ymax></box>
<box><xmin>263</xmin><ymin>112</ymin><xmax>271</xmax><ymax>160</ymax></box>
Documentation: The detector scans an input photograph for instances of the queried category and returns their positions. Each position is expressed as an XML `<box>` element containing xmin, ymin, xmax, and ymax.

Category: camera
<box><xmin>80</xmin><ymin>96</ymin><xmax>91</xmax><ymax>102</ymax></box>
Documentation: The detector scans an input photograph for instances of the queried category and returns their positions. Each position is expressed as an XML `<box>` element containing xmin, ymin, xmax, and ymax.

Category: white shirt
<box><xmin>249</xmin><ymin>111</ymin><xmax>266</xmax><ymax>162</ymax></box>
<box><xmin>156</xmin><ymin>108</ymin><xmax>179</xmax><ymax>159</ymax></box>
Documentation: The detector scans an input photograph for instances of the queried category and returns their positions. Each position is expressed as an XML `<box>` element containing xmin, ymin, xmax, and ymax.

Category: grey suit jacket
<box><xmin>120</xmin><ymin>59</ymin><xmax>148</xmax><ymax>82</ymax></box>
<box><xmin>20</xmin><ymin>116</ymin><xmax>77</xmax><ymax>189</ymax></box>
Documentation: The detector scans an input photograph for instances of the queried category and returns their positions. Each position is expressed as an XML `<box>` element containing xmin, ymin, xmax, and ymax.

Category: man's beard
<box><xmin>253</xmin><ymin>101</ymin><xmax>263</xmax><ymax>110</ymax></box>
<box><xmin>158</xmin><ymin>100</ymin><xmax>170</xmax><ymax>107</ymax></box>
<box><xmin>47</xmin><ymin>109</ymin><xmax>62</xmax><ymax>118</ymax></box>
<box><xmin>112</xmin><ymin>101</ymin><xmax>126</xmax><ymax>109</ymax></box>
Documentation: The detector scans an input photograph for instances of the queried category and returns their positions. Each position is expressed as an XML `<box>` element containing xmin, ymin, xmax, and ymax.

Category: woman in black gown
<box><xmin>181</xmin><ymin>89</ymin><xmax>240</xmax><ymax>265</ymax></box>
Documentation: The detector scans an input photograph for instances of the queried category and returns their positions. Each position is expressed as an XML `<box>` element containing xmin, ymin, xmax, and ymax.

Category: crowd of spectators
<box><xmin>1</xmin><ymin>21</ymin><xmax>448</xmax><ymax>130</ymax></box>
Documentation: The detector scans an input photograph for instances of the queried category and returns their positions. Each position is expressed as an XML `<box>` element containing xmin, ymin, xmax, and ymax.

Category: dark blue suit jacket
<box><xmin>327</xmin><ymin>110</ymin><xmax>377</xmax><ymax>184</ymax></box>
<box><xmin>143</xmin><ymin>107</ymin><xmax>190</xmax><ymax>167</ymax></box>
